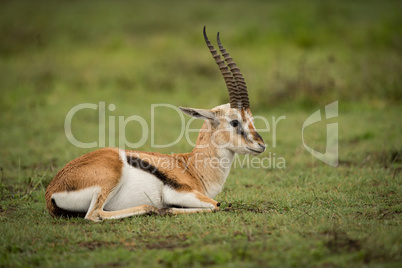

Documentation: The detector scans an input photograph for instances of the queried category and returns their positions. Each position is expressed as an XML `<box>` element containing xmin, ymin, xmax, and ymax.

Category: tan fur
<box><xmin>45</xmin><ymin>148</ymin><xmax>122</xmax><ymax>217</ymax></box>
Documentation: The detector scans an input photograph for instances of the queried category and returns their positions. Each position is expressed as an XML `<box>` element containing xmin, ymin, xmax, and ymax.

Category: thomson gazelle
<box><xmin>45</xmin><ymin>27</ymin><xmax>266</xmax><ymax>221</ymax></box>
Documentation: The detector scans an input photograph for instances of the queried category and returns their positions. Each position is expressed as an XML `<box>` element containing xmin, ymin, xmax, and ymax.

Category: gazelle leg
<box><xmin>84</xmin><ymin>188</ymin><xmax>157</xmax><ymax>221</ymax></box>
<box><xmin>163</xmin><ymin>187</ymin><xmax>220</xmax><ymax>211</ymax></box>
<box><xmin>85</xmin><ymin>187</ymin><xmax>220</xmax><ymax>221</ymax></box>
<box><xmin>167</xmin><ymin>208</ymin><xmax>215</xmax><ymax>215</ymax></box>
<box><xmin>99</xmin><ymin>205</ymin><xmax>157</xmax><ymax>220</ymax></box>
<box><xmin>86</xmin><ymin>204</ymin><xmax>157</xmax><ymax>222</ymax></box>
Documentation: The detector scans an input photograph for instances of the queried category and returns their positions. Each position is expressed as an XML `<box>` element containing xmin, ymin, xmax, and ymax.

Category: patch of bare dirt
<box><xmin>323</xmin><ymin>230</ymin><xmax>361</xmax><ymax>253</ymax></box>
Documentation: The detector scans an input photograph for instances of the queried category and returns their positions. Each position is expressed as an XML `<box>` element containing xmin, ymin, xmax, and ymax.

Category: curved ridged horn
<box><xmin>203</xmin><ymin>26</ymin><xmax>240</xmax><ymax>109</ymax></box>
<box><xmin>217</xmin><ymin>32</ymin><xmax>250</xmax><ymax>109</ymax></box>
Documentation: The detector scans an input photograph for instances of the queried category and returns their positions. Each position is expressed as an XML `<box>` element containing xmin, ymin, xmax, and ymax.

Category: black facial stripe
<box><xmin>236</xmin><ymin>125</ymin><xmax>248</xmax><ymax>140</ymax></box>
<box><xmin>126</xmin><ymin>156</ymin><xmax>183</xmax><ymax>190</ymax></box>
<box><xmin>230</xmin><ymin>119</ymin><xmax>247</xmax><ymax>138</ymax></box>
<box><xmin>254</xmin><ymin>131</ymin><xmax>263</xmax><ymax>142</ymax></box>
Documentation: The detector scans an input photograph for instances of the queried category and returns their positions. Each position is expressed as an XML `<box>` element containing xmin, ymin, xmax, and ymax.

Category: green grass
<box><xmin>0</xmin><ymin>0</ymin><xmax>401</xmax><ymax>267</ymax></box>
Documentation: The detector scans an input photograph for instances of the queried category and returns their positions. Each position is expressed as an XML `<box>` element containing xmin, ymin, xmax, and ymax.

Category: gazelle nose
<box><xmin>259</xmin><ymin>143</ymin><xmax>266</xmax><ymax>151</ymax></box>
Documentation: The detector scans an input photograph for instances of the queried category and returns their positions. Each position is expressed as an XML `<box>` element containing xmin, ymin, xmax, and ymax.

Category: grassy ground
<box><xmin>0</xmin><ymin>0</ymin><xmax>401</xmax><ymax>267</ymax></box>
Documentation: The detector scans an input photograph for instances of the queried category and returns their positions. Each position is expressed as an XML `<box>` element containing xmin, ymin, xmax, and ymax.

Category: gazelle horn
<box><xmin>203</xmin><ymin>26</ymin><xmax>245</xmax><ymax>109</ymax></box>
<box><xmin>217</xmin><ymin>32</ymin><xmax>250</xmax><ymax>109</ymax></box>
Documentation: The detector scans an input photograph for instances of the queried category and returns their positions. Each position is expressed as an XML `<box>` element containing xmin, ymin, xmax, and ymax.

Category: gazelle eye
<box><xmin>230</xmin><ymin>120</ymin><xmax>239</xmax><ymax>127</ymax></box>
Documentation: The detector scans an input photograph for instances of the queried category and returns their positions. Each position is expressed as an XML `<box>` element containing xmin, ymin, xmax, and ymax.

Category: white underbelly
<box><xmin>52</xmin><ymin>164</ymin><xmax>165</xmax><ymax>213</ymax></box>
<box><xmin>52</xmin><ymin>186</ymin><xmax>100</xmax><ymax>212</ymax></box>
<box><xmin>103</xmin><ymin>162</ymin><xmax>164</xmax><ymax>211</ymax></box>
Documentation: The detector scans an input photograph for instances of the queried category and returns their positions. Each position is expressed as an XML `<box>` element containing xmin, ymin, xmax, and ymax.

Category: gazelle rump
<box><xmin>45</xmin><ymin>27</ymin><xmax>265</xmax><ymax>221</ymax></box>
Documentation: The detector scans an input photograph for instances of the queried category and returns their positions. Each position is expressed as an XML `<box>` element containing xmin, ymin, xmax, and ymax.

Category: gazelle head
<box><xmin>179</xmin><ymin>27</ymin><xmax>265</xmax><ymax>156</ymax></box>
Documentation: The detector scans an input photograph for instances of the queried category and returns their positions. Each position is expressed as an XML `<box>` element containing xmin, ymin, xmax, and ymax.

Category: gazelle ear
<box><xmin>179</xmin><ymin>107</ymin><xmax>216</xmax><ymax>121</ymax></box>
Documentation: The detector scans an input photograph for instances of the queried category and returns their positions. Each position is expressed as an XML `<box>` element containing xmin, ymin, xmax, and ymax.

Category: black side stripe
<box><xmin>126</xmin><ymin>156</ymin><xmax>184</xmax><ymax>190</ymax></box>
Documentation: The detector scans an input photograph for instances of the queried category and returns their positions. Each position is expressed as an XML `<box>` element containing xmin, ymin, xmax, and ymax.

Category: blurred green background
<box><xmin>1</xmin><ymin>0</ymin><xmax>401</xmax><ymax>166</ymax></box>
<box><xmin>0</xmin><ymin>1</ymin><xmax>401</xmax><ymax>267</ymax></box>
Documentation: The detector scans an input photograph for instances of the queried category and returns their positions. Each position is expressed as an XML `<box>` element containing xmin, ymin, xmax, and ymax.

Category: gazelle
<box><xmin>45</xmin><ymin>27</ymin><xmax>265</xmax><ymax>222</ymax></box>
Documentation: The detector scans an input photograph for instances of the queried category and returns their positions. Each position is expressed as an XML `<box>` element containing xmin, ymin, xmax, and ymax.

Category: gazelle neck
<box><xmin>184</xmin><ymin>122</ymin><xmax>235</xmax><ymax>198</ymax></box>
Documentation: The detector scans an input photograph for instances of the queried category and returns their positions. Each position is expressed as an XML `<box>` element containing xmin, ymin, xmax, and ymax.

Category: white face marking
<box><xmin>211</xmin><ymin>104</ymin><xmax>264</xmax><ymax>155</ymax></box>
<box><xmin>52</xmin><ymin>186</ymin><xmax>101</xmax><ymax>212</ymax></box>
